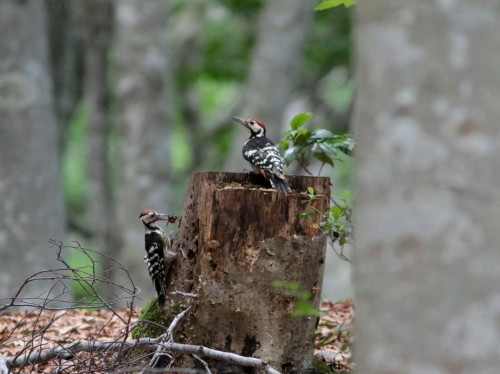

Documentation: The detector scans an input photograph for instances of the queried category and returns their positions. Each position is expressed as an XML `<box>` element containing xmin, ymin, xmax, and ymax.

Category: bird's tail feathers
<box><xmin>270</xmin><ymin>175</ymin><xmax>291</xmax><ymax>193</ymax></box>
<box><xmin>158</xmin><ymin>293</ymin><xmax>165</xmax><ymax>308</ymax></box>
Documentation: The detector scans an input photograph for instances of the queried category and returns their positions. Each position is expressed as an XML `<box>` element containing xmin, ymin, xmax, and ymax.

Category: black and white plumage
<box><xmin>232</xmin><ymin>116</ymin><xmax>291</xmax><ymax>193</ymax></box>
<box><xmin>139</xmin><ymin>209</ymin><xmax>177</xmax><ymax>307</ymax></box>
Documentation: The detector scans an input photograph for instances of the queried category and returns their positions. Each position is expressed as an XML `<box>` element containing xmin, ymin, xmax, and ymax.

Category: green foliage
<box><xmin>217</xmin><ymin>0</ymin><xmax>263</xmax><ymax>15</ymax></box>
<box><xmin>305</xmin><ymin>3</ymin><xmax>352</xmax><ymax>84</ymax></box>
<box><xmin>315</xmin><ymin>0</ymin><xmax>356</xmax><ymax>11</ymax></box>
<box><xmin>272</xmin><ymin>280</ymin><xmax>321</xmax><ymax>317</ymax></box>
<box><xmin>66</xmin><ymin>248</ymin><xmax>102</xmax><ymax>305</ymax></box>
<box><xmin>302</xmin><ymin>188</ymin><xmax>352</xmax><ymax>257</ymax></box>
<box><xmin>280</xmin><ymin>113</ymin><xmax>354</xmax><ymax>259</ymax></box>
<box><xmin>312</xmin><ymin>358</ymin><xmax>336</xmax><ymax>374</ymax></box>
<box><xmin>279</xmin><ymin>113</ymin><xmax>355</xmax><ymax>175</ymax></box>
<box><xmin>131</xmin><ymin>298</ymin><xmax>170</xmax><ymax>339</ymax></box>
<box><xmin>63</xmin><ymin>105</ymin><xmax>87</xmax><ymax>223</ymax></box>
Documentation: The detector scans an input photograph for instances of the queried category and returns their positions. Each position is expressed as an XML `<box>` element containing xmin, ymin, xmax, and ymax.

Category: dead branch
<box><xmin>142</xmin><ymin>306</ymin><xmax>192</xmax><ymax>372</ymax></box>
<box><xmin>169</xmin><ymin>291</ymin><xmax>199</xmax><ymax>298</ymax></box>
<box><xmin>0</xmin><ymin>354</ymin><xmax>7</xmax><ymax>374</ymax></box>
<box><xmin>5</xmin><ymin>337</ymin><xmax>281</xmax><ymax>374</ymax></box>
<box><xmin>192</xmin><ymin>354</ymin><xmax>212</xmax><ymax>374</ymax></box>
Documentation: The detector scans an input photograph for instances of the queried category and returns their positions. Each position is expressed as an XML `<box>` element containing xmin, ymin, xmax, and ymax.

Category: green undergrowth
<box><xmin>313</xmin><ymin>358</ymin><xmax>349</xmax><ymax>374</ymax></box>
<box><xmin>131</xmin><ymin>298</ymin><xmax>170</xmax><ymax>339</ymax></box>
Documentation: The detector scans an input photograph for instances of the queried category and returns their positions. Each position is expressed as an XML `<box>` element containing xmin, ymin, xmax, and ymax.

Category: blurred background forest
<box><xmin>0</xmin><ymin>0</ymin><xmax>353</xmax><ymax>306</ymax></box>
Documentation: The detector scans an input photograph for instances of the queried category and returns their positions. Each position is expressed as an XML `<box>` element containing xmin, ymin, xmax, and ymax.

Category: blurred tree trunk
<box><xmin>113</xmin><ymin>0</ymin><xmax>174</xmax><ymax>303</ymax></box>
<box><xmin>76</xmin><ymin>0</ymin><xmax>115</xmax><ymax>297</ymax></box>
<box><xmin>354</xmin><ymin>1</ymin><xmax>500</xmax><ymax>373</ymax></box>
<box><xmin>227</xmin><ymin>0</ymin><xmax>313</xmax><ymax>173</ymax></box>
<box><xmin>0</xmin><ymin>0</ymin><xmax>65</xmax><ymax>302</ymax></box>
<box><xmin>45</xmin><ymin>0</ymin><xmax>84</xmax><ymax>154</ymax></box>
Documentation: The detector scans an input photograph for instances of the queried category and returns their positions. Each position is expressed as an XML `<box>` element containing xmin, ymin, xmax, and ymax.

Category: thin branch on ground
<box><xmin>142</xmin><ymin>306</ymin><xmax>192</xmax><ymax>372</ymax></box>
<box><xmin>170</xmin><ymin>291</ymin><xmax>199</xmax><ymax>298</ymax></box>
<box><xmin>193</xmin><ymin>354</ymin><xmax>212</xmax><ymax>374</ymax></box>
<box><xmin>0</xmin><ymin>354</ymin><xmax>8</xmax><ymax>374</ymax></box>
<box><xmin>5</xmin><ymin>338</ymin><xmax>281</xmax><ymax>374</ymax></box>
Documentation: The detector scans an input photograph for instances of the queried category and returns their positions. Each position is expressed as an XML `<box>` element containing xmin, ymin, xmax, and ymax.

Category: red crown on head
<box><xmin>139</xmin><ymin>209</ymin><xmax>155</xmax><ymax>218</ymax></box>
<box><xmin>250</xmin><ymin>118</ymin><xmax>265</xmax><ymax>129</ymax></box>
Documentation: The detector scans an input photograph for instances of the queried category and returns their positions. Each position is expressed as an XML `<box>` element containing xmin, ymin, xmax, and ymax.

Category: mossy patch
<box><xmin>131</xmin><ymin>298</ymin><xmax>170</xmax><ymax>339</ymax></box>
<box><xmin>312</xmin><ymin>358</ymin><xmax>335</xmax><ymax>374</ymax></box>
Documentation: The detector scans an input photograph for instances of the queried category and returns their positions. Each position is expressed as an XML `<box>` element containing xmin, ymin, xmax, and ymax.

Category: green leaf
<box><xmin>290</xmin><ymin>113</ymin><xmax>313</xmax><ymax>130</ymax></box>
<box><xmin>330</xmin><ymin>205</ymin><xmax>341</xmax><ymax>220</ymax></box>
<box><xmin>283</xmin><ymin>146</ymin><xmax>300</xmax><ymax>165</ymax></box>
<box><xmin>272</xmin><ymin>281</ymin><xmax>300</xmax><ymax>291</ymax></box>
<box><xmin>300</xmin><ymin>199</ymin><xmax>309</xmax><ymax>205</ymax></box>
<box><xmin>310</xmin><ymin>129</ymin><xmax>337</xmax><ymax>140</ymax></box>
<box><xmin>291</xmin><ymin>300</ymin><xmax>321</xmax><ymax>317</ymax></box>
<box><xmin>315</xmin><ymin>0</ymin><xmax>355</xmax><ymax>11</ymax></box>
<box><xmin>293</xmin><ymin>128</ymin><xmax>312</xmax><ymax>146</ymax></box>
<box><xmin>334</xmin><ymin>137</ymin><xmax>356</xmax><ymax>156</ymax></box>
<box><xmin>311</xmin><ymin>143</ymin><xmax>334</xmax><ymax>166</ymax></box>
<box><xmin>307</xmin><ymin>187</ymin><xmax>315</xmax><ymax>195</ymax></box>
<box><xmin>278</xmin><ymin>139</ymin><xmax>289</xmax><ymax>150</ymax></box>
<box><xmin>297</xmin><ymin>290</ymin><xmax>312</xmax><ymax>300</ymax></box>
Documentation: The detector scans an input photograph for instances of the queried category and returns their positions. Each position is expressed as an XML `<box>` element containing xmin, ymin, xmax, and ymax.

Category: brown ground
<box><xmin>0</xmin><ymin>299</ymin><xmax>354</xmax><ymax>373</ymax></box>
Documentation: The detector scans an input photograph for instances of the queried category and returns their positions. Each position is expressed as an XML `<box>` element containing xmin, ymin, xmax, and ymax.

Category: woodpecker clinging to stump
<box><xmin>139</xmin><ymin>209</ymin><xmax>177</xmax><ymax>307</ymax></box>
<box><xmin>232</xmin><ymin>116</ymin><xmax>291</xmax><ymax>193</ymax></box>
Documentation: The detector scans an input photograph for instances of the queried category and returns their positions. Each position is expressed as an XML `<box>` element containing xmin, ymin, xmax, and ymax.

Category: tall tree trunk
<box><xmin>0</xmin><ymin>0</ymin><xmax>65</xmax><ymax>302</ymax></box>
<box><xmin>354</xmin><ymin>1</ymin><xmax>500</xmax><ymax>373</ymax></box>
<box><xmin>75</xmin><ymin>1</ymin><xmax>116</xmax><ymax>298</ymax></box>
<box><xmin>227</xmin><ymin>0</ymin><xmax>313</xmax><ymax>173</ymax></box>
<box><xmin>113</xmin><ymin>0</ymin><xmax>174</xmax><ymax>303</ymax></box>
<box><xmin>45</xmin><ymin>0</ymin><xmax>84</xmax><ymax>154</ymax></box>
<box><xmin>165</xmin><ymin>172</ymin><xmax>330</xmax><ymax>371</ymax></box>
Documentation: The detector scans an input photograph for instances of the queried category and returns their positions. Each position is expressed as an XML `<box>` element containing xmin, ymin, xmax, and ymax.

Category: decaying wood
<box><xmin>165</xmin><ymin>172</ymin><xmax>331</xmax><ymax>371</ymax></box>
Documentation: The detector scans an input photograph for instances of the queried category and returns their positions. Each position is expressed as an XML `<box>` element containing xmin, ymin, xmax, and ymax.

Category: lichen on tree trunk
<box><xmin>162</xmin><ymin>172</ymin><xmax>330</xmax><ymax>372</ymax></box>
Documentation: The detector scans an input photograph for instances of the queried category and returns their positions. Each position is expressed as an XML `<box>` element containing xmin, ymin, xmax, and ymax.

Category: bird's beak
<box><xmin>156</xmin><ymin>214</ymin><xmax>171</xmax><ymax>221</ymax></box>
<box><xmin>232</xmin><ymin>115</ymin><xmax>250</xmax><ymax>130</ymax></box>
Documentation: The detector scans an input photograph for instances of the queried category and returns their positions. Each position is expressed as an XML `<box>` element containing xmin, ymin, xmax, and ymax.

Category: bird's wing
<box><xmin>145</xmin><ymin>232</ymin><xmax>166</xmax><ymax>283</ymax></box>
<box><xmin>245</xmin><ymin>143</ymin><xmax>285</xmax><ymax>177</ymax></box>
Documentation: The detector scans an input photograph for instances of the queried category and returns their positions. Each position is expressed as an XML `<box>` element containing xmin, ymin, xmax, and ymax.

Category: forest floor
<box><xmin>0</xmin><ymin>299</ymin><xmax>354</xmax><ymax>373</ymax></box>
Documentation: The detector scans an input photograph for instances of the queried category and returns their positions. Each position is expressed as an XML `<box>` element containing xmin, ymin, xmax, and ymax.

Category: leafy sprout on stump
<box><xmin>280</xmin><ymin>113</ymin><xmax>354</xmax><ymax>261</ymax></box>
<box><xmin>278</xmin><ymin>113</ymin><xmax>354</xmax><ymax>176</ymax></box>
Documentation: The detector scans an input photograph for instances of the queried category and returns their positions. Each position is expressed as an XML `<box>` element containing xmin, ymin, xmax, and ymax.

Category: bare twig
<box><xmin>170</xmin><ymin>291</ymin><xmax>199</xmax><ymax>298</ymax></box>
<box><xmin>142</xmin><ymin>306</ymin><xmax>193</xmax><ymax>372</ymax></box>
<box><xmin>166</xmin><ymin>306</ymin><xmax>192</xmax><ymax>340</ymax></box>
<box><xmin>192</xmin><ymin>354</ymin><xmax>212</xmax><ymax>374</ymax></box>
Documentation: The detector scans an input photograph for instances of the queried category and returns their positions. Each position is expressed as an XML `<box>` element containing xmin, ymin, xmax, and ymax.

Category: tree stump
<box><xmin>165</xmin><ymin>172</ymin><xmax>330</xmax><ymax>372</ymax></box>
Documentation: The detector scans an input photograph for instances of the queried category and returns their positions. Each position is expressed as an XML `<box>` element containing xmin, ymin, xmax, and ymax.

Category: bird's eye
<box><xmin>250</xmin><ymin>121</ymin><xmax>255</xmax><ymax>125</ymax></box>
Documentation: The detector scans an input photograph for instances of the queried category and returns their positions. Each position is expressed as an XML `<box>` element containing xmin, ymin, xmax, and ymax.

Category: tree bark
<box><xmin>113</xmin><ymin>0</ymin><xmax>174</xmax><ymax>303</ymax></box>
<box><xmin>354</xmin><ymin>1</ymin><xmax>500</xmax><ymax>373</ymax></box>
<box><xmin>0</xmin><ymin>0</ymin><xmax>65</xmax><ymax>302</ymax></box>
<box><xmin>165</xmin><ymin>172</ymin><xmax>330</xmax><ymax>371</ymax></box>
<box><xmin>77</xmin><ymin>0</ymin><xmax>115</xmax><ymax>280</ymax></box>
<box><xmin>45</xmin><ymin>0</ymin><xmax>84</xmax><ymax>154</ymax></box>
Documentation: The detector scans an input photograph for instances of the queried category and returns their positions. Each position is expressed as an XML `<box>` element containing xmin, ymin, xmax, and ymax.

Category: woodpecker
<box><xmin>232</xmin><ymin>116</ymin><xmax>291</xmax><ymax>193</ymax></box>
<box><xmin>139</xmin><ymin>209</ymin><xmax>177</xmax><ymax>307</ymax></box>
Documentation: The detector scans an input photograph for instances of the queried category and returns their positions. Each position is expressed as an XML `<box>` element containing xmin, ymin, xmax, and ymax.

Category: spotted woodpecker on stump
<box><xmin>139</xmin><ymin>209</ymin><xmax>177</xmax><ymax>307</ymax></box>
<box><xmin>232</xmin><ymin>116</ymin><xmax>291</xmax><ymax>193</ymax></box>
